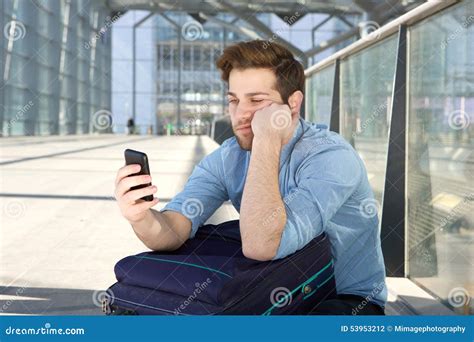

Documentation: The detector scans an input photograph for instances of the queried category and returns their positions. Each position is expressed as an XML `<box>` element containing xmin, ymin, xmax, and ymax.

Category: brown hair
<box><xmin>216</xmin><ymin>40</ymin><xmax>305</xmax><ymax>104</ymax></box>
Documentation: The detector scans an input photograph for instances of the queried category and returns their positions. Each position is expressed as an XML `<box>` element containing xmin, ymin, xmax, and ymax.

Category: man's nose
<box><xmin>235</xmin><ymin>104</ymin><xmax>254</xmax><ymax>121</ymax></box>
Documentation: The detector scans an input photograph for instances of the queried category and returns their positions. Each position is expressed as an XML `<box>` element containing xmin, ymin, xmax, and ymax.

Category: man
<box><xmin>126</xmin><ymin>117</ymin><xmax>135</xmax><ymax>135</ymax></box>
<box><xmin>114</xmin><ymin>40</ymin><xmax>387</xmax><ymax>315</ymax></box>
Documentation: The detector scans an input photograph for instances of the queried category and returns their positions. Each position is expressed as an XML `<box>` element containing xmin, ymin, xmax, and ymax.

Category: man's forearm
<box><xmin>131</xmin><ymin>209</ymin><xmax>187</xmax><ymax>251</ymax></box>
<box><xmin>240</xmin><ymin>137</ymin><xmax>286</xmax><ymax>260</ymax></box>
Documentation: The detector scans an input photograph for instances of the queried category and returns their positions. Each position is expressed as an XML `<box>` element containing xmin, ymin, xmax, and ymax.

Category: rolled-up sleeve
<box><xmin>160</xmin><ymin>148</ymin><xmax>229</xmax><ymax>238</ymax></box>
<box><xmin>274</xmin><ymin>148</ymin><xmax>362</xmax><ymax>259</ymax></box>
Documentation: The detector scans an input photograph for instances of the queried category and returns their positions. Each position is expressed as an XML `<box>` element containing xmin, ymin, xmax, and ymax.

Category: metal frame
<box><xmin>0</xmin><ymin>0</ymin><xmax>4</xmax><ymax>135</ymax></box>
<box><xmin>109</xmin><ymin>0</ymin><xmax>433</xmax><ymax>67</ymax></box>
<box><xmin>126</xmin><ymin>1</ymin><xmax>445</xmax><ymax>132</ymax></box>
<box><xmin>158</xmin><ymin>13</ymin><xmax>182</xmax><ymax>130</ymax></box>
<box><xmin>198</xmin><ymin>13</ymin><xmax>261</xmax><ymax>40</ymax></box>
<box><xmin>132</xmin><ymin>9</ymin><xmax>262</xmax><ymax>131</ymax></box>
<box><xmin>107</xmin><ymin>0</ymin><xmax>363</xmax><ymax>16</ymax></box>
<box><xmin>132</xmin><ymin>12</ymin><xmax>155</xmax><ymax>121</ymax></box>
<box><xmin>380</xmin><ymin>25</ymin><xmax>407</xmax><ymax>277</ymax></box>
<box><xmin>207</xmin><ymin>0</ymin><xmax>308</xmax><ymax>67</ymax></box>
<box><xmin>305</xmin><ymin>0</ymin><xmax>461</xmax><ymax>277</ymax></box>
<box><xmin>329</xmin><ymin>59</ymin><xmax>340</xmax><ymax>133</ymax></box>
<box><xmin>305</xmin><ymin>0</ymin><xmax>459</xmax><ymax>77</ymax></box>
<box><xmin>130</xmin><ymin>0</ymin><xmax>458</xmax><ymax>141</ymax></box>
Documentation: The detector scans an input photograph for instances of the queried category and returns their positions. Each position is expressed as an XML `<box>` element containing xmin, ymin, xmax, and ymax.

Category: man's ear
<box><xmin>287</xmin><ymin>90</ymin><xmax>304</xmax><ymax>117</ymax></box>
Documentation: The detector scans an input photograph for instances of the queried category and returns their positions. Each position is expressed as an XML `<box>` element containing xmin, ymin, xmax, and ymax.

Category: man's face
<box><xmin>227</xmin><ymin>68</ymin><xmax>285</xmax><ymax>151</ymax></box>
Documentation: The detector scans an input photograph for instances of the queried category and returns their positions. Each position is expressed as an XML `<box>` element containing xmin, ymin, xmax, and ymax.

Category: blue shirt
<box><xmin>161</xmin><ymin>118</ymin><xmax>387</xmax><ymax>307</ymax></box>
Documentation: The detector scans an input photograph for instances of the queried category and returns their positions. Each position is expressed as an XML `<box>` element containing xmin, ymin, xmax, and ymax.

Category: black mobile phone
<box><xmin>124</xmin><ymin>149</ymin><xmax>154</xmax><ymax>202</ymax></box>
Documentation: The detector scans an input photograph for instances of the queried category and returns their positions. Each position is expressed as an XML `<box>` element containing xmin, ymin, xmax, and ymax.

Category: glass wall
<box><xmin>1</xmin><ymin>0</ymin><xmax>112</xmax><ymax>136</ymax></box>
<box><xmin>339</xmin><ymin>36</ymin><xmax>398</xmax><ymax>211</ymax></box>
<box><xmin>154</xmin><ymin>13</ymin><xmax>246</xmax><ymax>134</ymax></box>
<box><xmin>305</xmin><ymin>64</ymin><xmax>335</xmax><ymax>126</ymax></box>
<box><xmin>111</xmin><ymin>12</ymin><xmax>249</xmax><ymax>135</ymax></box>
<box><xmin>406</xmin><ymin>1</ymin><xmax>473</xmax><ymax>314</ymax></box>
<box><xmin>111</xmin><ymin>11</ymin><xmax>157</xmax><ymax>135</ymax></box>
<box><xmin>304</xmin><ymin>0</ymin><xmax>472</xmax><ymax>315</ymax></box>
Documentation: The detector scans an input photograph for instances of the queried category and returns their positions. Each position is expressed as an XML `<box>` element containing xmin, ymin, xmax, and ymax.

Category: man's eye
<box><xmin>251</xmin><ymin>99</ymin><xmax>264</xmax><ymax>103</ymax></box>
<box><xmin>228</xmin><ymin>99</ymin><xmax>237</xmax><ymax>104</ymax></box>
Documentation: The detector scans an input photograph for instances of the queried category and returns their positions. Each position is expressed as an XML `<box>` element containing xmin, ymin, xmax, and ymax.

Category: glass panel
<box><xmin>1</xmin><ymin>1</ymin><xmax>111</xmax><ymax>136</ymax></box>
<box><xmin>112</xmin><ymin>27</ymin><xmax>133</xmax><ymax>60</ymax></box>
<box><xmin>305</xmin><ymin>64</ymin><xmax>335</xmax><ymax>126</ymax></box>
<box><xmin>407</xmin><ymin>1</ymin><xmax>474</xmax><ymax>314</ymax></box>
<box><xmin>339</xmin><ymin>35</ymin><xmax>398</xmax><ymax>213</ymax></box>
<box><xmin>112</xmin><ymin>92</ymin><xmax>133</xmax><ymax>133</ymax></box>
<box><xmin>112</xmin><ymin>60</ymin><xmax>133</xmax><ymax>93</ymax></box>
<box><xmin>136</xmin><ymin>60</ymin><xmax>155</xmax><ymax>93</ymax></box>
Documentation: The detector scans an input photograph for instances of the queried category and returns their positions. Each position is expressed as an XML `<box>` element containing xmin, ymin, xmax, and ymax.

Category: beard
<box><xmin>232</xmin><ymin>126</ymin><xmax>254</xmax><ymax>151</ymax></box>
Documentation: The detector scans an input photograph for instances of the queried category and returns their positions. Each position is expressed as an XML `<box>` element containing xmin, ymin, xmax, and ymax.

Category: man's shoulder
<box><xmin>295</xmin><ymin>121</ymin><xmax>365</xmax><ymax>184</ymax></box>
<box><xmin>200</xmin><ymin>136</ymin><xmax>243</xmax><ymax>167</ymax></box>
<box><xmin>297</xmin><ymin>120</ymin><xmax>354</xmax><ymax>156</ymax></box>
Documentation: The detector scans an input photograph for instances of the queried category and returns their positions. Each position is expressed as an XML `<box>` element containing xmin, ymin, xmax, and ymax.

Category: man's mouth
<box><xmin>236</xmin><ymin>125</ymin><xmax>252</xmax><ymax>131</ymax></box>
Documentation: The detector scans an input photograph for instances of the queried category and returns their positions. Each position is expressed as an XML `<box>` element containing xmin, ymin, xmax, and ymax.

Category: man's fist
<box><xmin>114</xmin><ymin>164</ymin><xmax>159</xmax><ymax>224</ymax></box>
<box><xmin>251</xmin><ymin>103</ymin><xmax>298</xmax><ymax>146</ymax></box>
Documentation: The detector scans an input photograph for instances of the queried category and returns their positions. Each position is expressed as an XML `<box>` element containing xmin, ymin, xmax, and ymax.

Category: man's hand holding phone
<box><xmin>114</xmin><ymin>164</ymin><xmax>159</xmax><ymax>224</ymax></box>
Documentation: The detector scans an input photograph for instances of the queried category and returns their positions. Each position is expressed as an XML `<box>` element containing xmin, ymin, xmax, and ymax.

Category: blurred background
<box><xmin>0</xmin><ymin>0</ymin><xmax>472</xmax><ymax>316</ymax></box>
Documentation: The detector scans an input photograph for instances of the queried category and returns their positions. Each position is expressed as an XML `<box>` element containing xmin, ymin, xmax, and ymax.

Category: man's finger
<box><xmin>123</xmin><ymin>185</ymin><xmax>157</xmax><ymax>204</ymax></box>
<box><xmin>116</xmin><ymin>174</ymin><xmax>152</xmax><ymax>198</ymax></box>
<box><xmin>115</xmin><ymin>164</ymin><xmax>141</xmax><ymax>186</ymax></box>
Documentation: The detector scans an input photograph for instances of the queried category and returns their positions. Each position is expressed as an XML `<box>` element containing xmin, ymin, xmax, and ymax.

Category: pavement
<box><xmin>0</xmin><ymin>134</ymin><xmax>238</xmax><ymax>315</ymax></box>
<box><xmin>0</xmin><ymin>133</ymin><xmax>454</xmax><ymax>316</ymax></box>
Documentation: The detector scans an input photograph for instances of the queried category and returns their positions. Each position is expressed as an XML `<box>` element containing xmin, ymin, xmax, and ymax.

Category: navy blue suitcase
<box><xmin>103</xmin><ymin>220</ymin><xmax>336</xmax><ymax>315</ymax></box>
